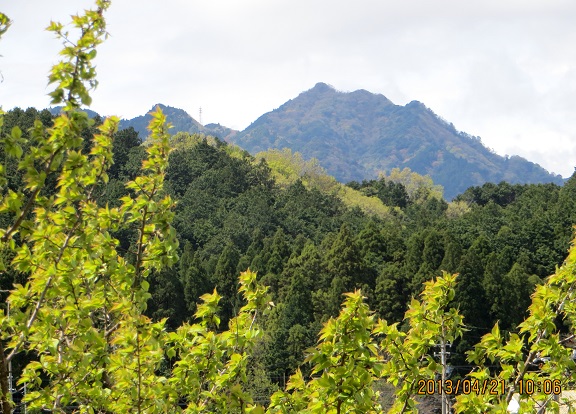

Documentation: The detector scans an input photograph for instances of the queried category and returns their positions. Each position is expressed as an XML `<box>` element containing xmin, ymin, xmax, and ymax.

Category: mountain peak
<box><xmin>119</xmin><ymin>105</ymin><xmax>238</xmax><ymax>141</ymax></box>
<box><xmin>406</xmin><ymin>100</ymin><xmax>425</xmax><ymax>108</ymax></box>
<box><xmin>148</xmin><ymin>103</ymin><xmax>188</xmax><ymax>116</ymax></box>
<box><xmin>119</xmin><ymin>105</ymin><xmax>199</xmax><ymax>140</ymax></box>
<box><xmin>309</xmin><ymin>82</ymin><xmax>336</xmax><ymax>94</ymax></box>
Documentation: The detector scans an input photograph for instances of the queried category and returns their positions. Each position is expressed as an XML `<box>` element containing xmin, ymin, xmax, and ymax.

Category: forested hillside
<box><xmin>4</xmin><ymin>107</ymin><xmax>575</xmax><ymax>403</ymax></box>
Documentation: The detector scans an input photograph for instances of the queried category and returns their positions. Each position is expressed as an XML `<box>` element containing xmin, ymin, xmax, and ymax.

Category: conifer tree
<box><xmin>213</xmin><ymin>242</ymin><xmax>241</xmax><ymax>324</ymax></box>
<box><xmin>323</xmin><ymin>224</ymin><xmax>370</xmax><ymax>316</ymax></box>
<box><xmin>374</xmin><ymin>263</ymin><xmax>407</xmax><ymax>322</ymax></box>
<box><xmin>357</xmin><ymin>218</ymin><xmax>388</xmax><ymax>270</ymax></box>
<box><xmin>456</xmin><ymin>246</ymin><xmax>489</xmax><ymax>330</ymax></box>
<box><xmin>483</xmin><ymin>251</ymin><xmax>509</xmax><ymax>326</ymax></box>
<box><xmin>440</xmin><ymin>239</ymin><xmax>462</xmax><ymax>274</ymax></box>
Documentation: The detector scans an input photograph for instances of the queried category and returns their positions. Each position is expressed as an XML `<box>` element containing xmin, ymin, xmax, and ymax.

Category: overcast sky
<box><xmin>2</xmin><ymin>0</ymin><xmax>576</xmax><ymax>178</ymax></box>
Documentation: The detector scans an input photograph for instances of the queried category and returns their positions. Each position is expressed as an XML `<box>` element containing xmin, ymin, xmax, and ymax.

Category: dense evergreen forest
<box><xmin>3</xmin><ymin>106</ymin><xmax>575</xmax><ymax>406</ymax></box>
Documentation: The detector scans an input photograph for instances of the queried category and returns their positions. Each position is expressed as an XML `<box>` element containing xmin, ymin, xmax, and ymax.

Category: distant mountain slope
<box><xmin>50</xmin><ymin>104</ymin><xmax>237</xmax><ymax>142</ymax></box>
<box><xmin>118</xmin><ymin>104</ymin><xmax>237</xmax><ymax>141</ymax></box>
<box><xmin>229</xmin><ymin>82</ymin><xmax>563</xmax><ymax>199</ymax></box>
<box><xmin>48</xmin><ymin>106</ymin><xmax>101</xmax><ymax>119</ymax></box>
<box><xmin>50</xmin><ymin>84</ymin><xmax>564</xmax><ymax>199</ymax></box>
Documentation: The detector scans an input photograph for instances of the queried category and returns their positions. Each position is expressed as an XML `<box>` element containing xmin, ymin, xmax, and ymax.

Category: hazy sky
<box><xmin>2</xmin><ymin>0</ymin><xmax>576</xmax><ymax>178</ymax></box>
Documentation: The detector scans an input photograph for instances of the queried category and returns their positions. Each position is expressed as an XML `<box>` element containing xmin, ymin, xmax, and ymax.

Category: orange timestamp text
<box><xmin>416</xmin><ymin>378</ymin><xmax>563</xmax><ymax>396</ymax></box>
<box><xmin>416</xmin><ymin>379</ymin><xmax>506</xmax><ymax>396</ymax></box>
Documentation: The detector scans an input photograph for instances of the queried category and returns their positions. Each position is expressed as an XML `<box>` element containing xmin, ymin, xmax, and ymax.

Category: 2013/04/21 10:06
<box><xmin>416</xmin><ymin>379</ymin><xmax>562</xmax><ymax>396</ymax></box>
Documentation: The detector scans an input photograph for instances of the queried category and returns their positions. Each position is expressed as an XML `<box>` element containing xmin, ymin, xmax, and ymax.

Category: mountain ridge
<box><xmin>49</xmin><ymin>83</ymin><xmax>565</xmax><ymax>199</ymax></box>
<box><xmin>230</xmin><ymin>83</ymin><xmax>564</xmax><ymax>199</ymax></box>
<box><xmin>118</xmin><ymin>104</ymin><xmax>237</xmax><ymax>141</ymax></box>
<box><xmin>50</xmin><ymin>104</ymin><xmax>238</xmax><ymax>142</ymax></box>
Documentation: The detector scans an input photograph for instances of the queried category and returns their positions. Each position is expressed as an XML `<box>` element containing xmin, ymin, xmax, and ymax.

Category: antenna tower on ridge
<box><xmin>199</xmin><ymin>107</ymin><xmax>202</xmax><ymax>125</ymax></box>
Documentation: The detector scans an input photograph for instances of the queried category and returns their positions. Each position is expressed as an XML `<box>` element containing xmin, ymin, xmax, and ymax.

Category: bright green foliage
<box><xmin>0</xmin><ymin>10</ymin><xmax>9</xmax><ymax>91</ymax></box>
<box><xmin>1</xmin><ymin>7</ymin><xmax>122</xmax><ymax>412</ymax></box>
<box><xmin>47</xmin><ymin>1</ymin><xmax>111</xmax><ymax>109</ymax></box>
<box><xmin>267</xmin><ymin>273</ymin><xmax>465</xmax><ymax>414</ymax></box>
<box><xmin>267</xmin><ymin>290</ymin><xmax>385</xmax><ymax>414</ymax></box>
<box><xmin>456</xmin><ymin>235</ymin><xmax>576</xmax><ymax>413</ymax></box>
<box><xmin>0</xmin><ymin>84</ymin><xmax>179</xmax><ymax>414</ymax></box>
<box><xmin>257</xmin><ymin>148</ymin><xmax>392</xmax><ymax>219</ymax></box>
<box><xmin>255</xmin><ymin>148</ymin><xmax>329</xmax><ymax>190</ymax></box>
<box><xmin>0</xmin><ymin>5</ymin><xmax>278</xmax><ymax>412</ymax></box>
<box><xmin>0</xmin><ymin>13</ymin><xmax>9</xmax><ymax>38</ymax></box>
<box><xmin>169</xmin><ymin>131</ymin><xmax>220</xmax><ymax>152</ymax></box>
<box><xmin>336</xmin><ymin>186</ymin><xmax>393</xmax><ymax>219</ymax></box>
<box><xmin>168</xmin><ymin>270</ymin><xmax>272</xmax><ymax>413</ymax></box>
<box><xmin>381</xmin><ymin>272</ymin><xmax>465</xmax><ymax>413</ymax></box>
<box><xmin>381</xmin><ymin>167</ymin><xmax>444</xmax><ymax>203</ymax></box>
<box><xmin>1</xmin><ymin>90</ymin><xmax>268</xmax><ymax>414</ymax></box>
<box><xmin>445</xmin><ymin>200</ymin><xmax>471</xmax><ymax>219</ymax></box>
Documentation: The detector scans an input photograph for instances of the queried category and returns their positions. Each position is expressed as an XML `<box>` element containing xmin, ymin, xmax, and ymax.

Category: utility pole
<box><xmin>434</xmin><ymin>323</ymin><xmax>451</xmax><ymax>414</ymax></box>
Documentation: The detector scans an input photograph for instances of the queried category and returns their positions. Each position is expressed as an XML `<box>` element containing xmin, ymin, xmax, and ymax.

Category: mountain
<box><xmin>119</xmin><ymin>104</ymin><xmax>237</xmax><ymax>141</ymax></box>
<box><xmin>50</xmin><ymin>84</ymin><xmax>565</xmax><ymax>199</ymax></box>
<box><xmin>49</xmin><ymin>106</ymin><xmax>101</xmax><ymax>119</ymax></box>
<box><xmin>229</xmin><ymin>82</ymin><xmax>564</xmax><ymax>199</ymax></box>
<box><xmin>50</xmin><ymin>104</ymin><xmax>237</xmax><ymax>141</ymax></box>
